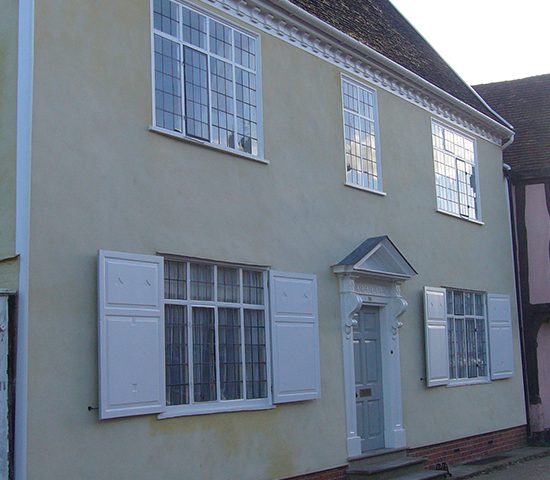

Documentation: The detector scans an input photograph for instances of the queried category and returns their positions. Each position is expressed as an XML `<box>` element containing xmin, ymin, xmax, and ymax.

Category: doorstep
<box><xmin>449</xmin><ymin>445</ymin><xmax>550</xmax><ymax>479</ymax></box>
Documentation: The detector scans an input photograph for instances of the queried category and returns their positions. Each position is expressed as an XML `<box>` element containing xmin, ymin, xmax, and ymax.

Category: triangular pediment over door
<box><xmin>333</xmin><ymin>235</ymin><xmax>417</xmax><ymax>281</ymax></box>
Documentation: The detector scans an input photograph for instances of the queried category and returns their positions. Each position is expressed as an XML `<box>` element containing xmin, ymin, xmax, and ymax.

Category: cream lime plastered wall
<box><xmin>0</xmin><ymin>0</ymin><xmax>20</xmax><ymax>292</ymax></box>
<box><xmin>25</xmin><ymin>1</ymin><xmax>523</xmax><ymax>479</ymax></box>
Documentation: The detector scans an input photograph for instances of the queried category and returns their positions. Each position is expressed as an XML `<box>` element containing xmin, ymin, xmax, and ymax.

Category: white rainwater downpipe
<box><xmin>15</xmin><ymin>0</ymin><xmax>34</xmax><ymax>479</ymax></box>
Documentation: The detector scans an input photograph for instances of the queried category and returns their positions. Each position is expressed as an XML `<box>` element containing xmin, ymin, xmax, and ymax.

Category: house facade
<box><xmin>1</xmin><ymin>1</ymin><xmax>527</xmax><ymax>479</ymax></box>
<box><xmin>475</xmin><ymin>74</ymin><xmax>550</xmax><ymax>442</ymax></box>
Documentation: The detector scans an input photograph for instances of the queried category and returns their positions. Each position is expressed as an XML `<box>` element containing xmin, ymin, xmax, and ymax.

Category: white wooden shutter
<box><xmin>0</xmin><ymin>296</ymin><xmax>8</xmax><ymax>480</ymax></box>
<box><xmin>488</xmin><ymin>294</ymin><xmax>514</xmax><ymax>380</ymax></box>
<box><xmin>270</xmin><ymin>271</ymin><xmax>320</xmax><ymax>403</ymax></box>
<box><xmin>98</xmin><ymin>250</ymin><xmax>165</xmax><ymax>419</ymax></box>
<box><xmin>424</xmin><ymin>287</ymin><xmax>450</xmax><ymax>387</ymax></box>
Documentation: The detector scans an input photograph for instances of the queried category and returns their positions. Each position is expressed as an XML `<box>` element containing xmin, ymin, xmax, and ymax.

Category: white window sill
<box><xmin>436</xmin><ymin>208</ymin><xmax>485</xmax><ymax>225</ymax></box>
<box><xmin>149</xmin><ymin>125</ymin><xmax>269</xmax><ymax>165</ymax></box>
<box><xmin>157</xmin><ymin>400</ymin><xmax>275</xmax><ymax>419</ymax></box>
<box><xmin>447</xmin><ymin>377</ymin><xmax>491</xmax><ymax>388</ymax></box>
<box><xmin>345</xmin><ymin>182</ymin><xmax>387</xmax><ymax>196</ymax></box>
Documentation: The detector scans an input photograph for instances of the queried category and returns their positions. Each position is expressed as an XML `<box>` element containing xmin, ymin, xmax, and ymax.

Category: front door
<box><xmin>354</xmin><ymin>306</ymin><xmax>384</xmax><ymax>451</ymax></box>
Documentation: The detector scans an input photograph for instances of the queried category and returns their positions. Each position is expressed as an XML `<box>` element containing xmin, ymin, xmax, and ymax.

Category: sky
<box><xmin>389</xmin><ymin>0</ymin><xmax>550</xmax><ymax>86</ymax></box>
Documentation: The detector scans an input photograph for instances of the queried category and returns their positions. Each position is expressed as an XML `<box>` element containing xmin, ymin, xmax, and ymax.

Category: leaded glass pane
<box><xmin>209</xmin><ymin>19</ymin><xmax>232</xmax><ymax>60</ymax></box>
<box><xmin>454</xmin><ymin>290</ymin><xmax>464</xmax><ymax>316</ymax></box>
<box><xmin>342</xmin><ymin>80</ymin><xmax>379</xmax><ymax>190</ymax></box>
<box><xmin>234</xmin><ymin>31</ymin><xmax>256</xmax><ymax>70</ymax></box>
<box><xmin>154</xmin><ymin>0</ymin><xmax>179</xmax><ymax>37</ymax></box>
<box><xmin>235</xmin><ymin>67</ymin><xmax>258</xmax><ymax>155</ymax></box>
<box><xmin>244</xmin><ymin>310</ymin><xmax>267</xmax><ymax>399</ymax></box>
<box><xmin>192</xmin><ymin>307</ymin><xmax>216</xmax><ymax>402</ymax></box>
<box><xmin>476</xmin><ymin>318</ymin><xmax>488</xmax><ymax>377</ymax></box>
<box><xmin>446</xmin><ymin>290</ymin><xmax>453</xmax><ymax>315</ymax></box>
<box><xmin>218</xmin><ymin>308</ymin><xmax>242</xmax><ymax>400</ymax></box>
<box><xmin>448</xmin><ymin>317</ymin><xmax>456</xmax><ymax>379</ymax></box>
<box><xmin>447</xmin><ymin>289</ymin><xmax>488</xmax><ymax>381</ymax></box>
<box><xmin>243</xmin><ymin>270</ymin><xmax>263</xmax><ymax>305</ymax></box>
<box><xmin>217</xmin><ymin>267</ymin><xmax>239</xmax><ymax>303</ymax></box>
<box><xmin>475</xmin><ymin>293</ymin><xmax>484</xmax><ymax>316</ymax></box>
<box><xmin>190</xmin><ymin>263</ymin><xmax>214</xmax><ymax>301</ymax></box>
<box><xmin>182</xmin><ymin>6</ymin><xmax>207</xmax><ymax>49</ymax></box>
<box><xmin>210</xmin><ymin>58</ymin><xmax>235</xmax><ymax>149</ymax></box>
<box><xmin>165</xmin><ymin>305</ymin><xmax>189</xmax><ymax>405</ymax></box>
<box><xmin>432</xmin><ymin>122</ymin><xmax>478</xmax><ymax>220</ymax></box>
<box><xmin>466</xmin><ymin>318</ymin><xmax>477</xmax><ymax>378</ymax></box>
<box><xmin>154</xmin><ymin>35</ymin><xmax>183</xmax><ymax>132</ymax></box>
<box><xmin>465</xmin><ymin>292</ymin><xmax>474</xmax><ymax>315</ymax></box>
<box><xmin>183</xmin><ymin>46</ymin><xmax>210</xmax><ymax>140</ymax></box>
<box><xmin>165</xmin><ymin>260</ymin><xmax>187</xmax><ymax>300</ymax></box>
<box><xmin>455</xmin><ymin>317</ymin><xmax>466</xmax><ymax>379</ymax></box>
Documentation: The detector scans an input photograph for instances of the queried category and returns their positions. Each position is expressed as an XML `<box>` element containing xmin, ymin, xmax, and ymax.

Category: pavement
<box><xmin>448</xmin><ymin>445</ymin><xmax>550</xmax><ymax>479</ymax></box>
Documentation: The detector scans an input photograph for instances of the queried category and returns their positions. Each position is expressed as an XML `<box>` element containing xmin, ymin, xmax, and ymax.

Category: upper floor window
<box><xmin>341</xmin><ymin>77</ymin><xmax>382</xmax><ymax>192</ymax></box>
<box><xmin>152</xmin><ymin>0</ymin><xmax>261</xmax><ymax>157</ymax></box>
<box><xmin>432</xmin><ymin>121</ymin><xmax>479</xmax><ymax>220</ymax></box>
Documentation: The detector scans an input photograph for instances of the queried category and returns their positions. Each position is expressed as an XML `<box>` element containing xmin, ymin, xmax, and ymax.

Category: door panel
<box><xmin>354</xmin><ymin>306</ymin><xmax>384</xmax><ymax>451</ymax></box>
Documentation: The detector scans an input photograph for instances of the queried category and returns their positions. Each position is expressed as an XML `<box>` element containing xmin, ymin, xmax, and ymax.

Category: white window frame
<box><xmin>160</xmin><ymin>257</ymin><xmax>273</xmax><ymax>418</ymax></box>
<box><xmin>341</xmin><ymin>75</ymin><xmax>383</xmax><ymax>195</ymax></box>
<box><xmin>431</xmin><ymin>120</ymin><xmax>482</xmax><ymax>223</ymax></box>
<box><xmin>445</xmin><ymin>288</ymin><xmax>490</xmax><ymax>386</ymax></box>
<box><xmin>149</xmin><ymin>0</ymin><xmax>265</xmax><ymax>162</ymax></box>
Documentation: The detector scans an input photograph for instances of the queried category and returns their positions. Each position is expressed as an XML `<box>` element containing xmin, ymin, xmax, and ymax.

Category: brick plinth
<box><xmin>283</xmin><ymin>465</ymin><xmax>347</xmax><ymax>480</ymax></box>
<box><xmin>408</xmin><ymin>425</ymin><xmax>527</xmax><ymax>467</ymax></box>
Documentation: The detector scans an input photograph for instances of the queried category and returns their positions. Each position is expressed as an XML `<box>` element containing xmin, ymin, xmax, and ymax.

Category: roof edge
<box><xmin>387</xmin><ymin>1</ymin><xmax>514</xmax><ymax>132</ymax></box>
<box><xmin>270</xmin><ymin>0</ymin><xmax>513</xmax><ymax>138</ymax></box>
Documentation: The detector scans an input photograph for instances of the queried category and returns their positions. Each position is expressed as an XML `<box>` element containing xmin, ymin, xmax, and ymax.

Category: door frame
<box><xmin>335</xmin><ymin>273</ymin><xmax>409</xmax><ymax>457</ymax></box>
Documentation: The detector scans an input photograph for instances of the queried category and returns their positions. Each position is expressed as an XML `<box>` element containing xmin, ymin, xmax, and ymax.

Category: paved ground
<box><xmin>471</xmin><ymin>454</ymin><xmax>550</xmax><ymax>479</ymax></box>
<box><xmin>450</xmin><ymin>446</ymin><xmax>550</xmax><ymax>479</ymax></box>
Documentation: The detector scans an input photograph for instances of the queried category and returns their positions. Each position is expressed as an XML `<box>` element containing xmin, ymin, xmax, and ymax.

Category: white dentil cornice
<box><xmin>200</xmin><ymin>0</ymin><xmax>511</xmax><ymax>145</ymax></box>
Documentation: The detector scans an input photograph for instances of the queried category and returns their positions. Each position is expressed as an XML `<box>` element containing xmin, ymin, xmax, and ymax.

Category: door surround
<box><xmin>334</xmin><ymin>272</ymin><xmax>409</xmax><ymax>457</ymax></box>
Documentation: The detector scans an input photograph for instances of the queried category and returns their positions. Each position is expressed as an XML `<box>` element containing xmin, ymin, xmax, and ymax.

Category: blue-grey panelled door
<box><xmin>353</xmin><ymin>306</ymin><xmax>384</xmax><ymax>451</ymax></box>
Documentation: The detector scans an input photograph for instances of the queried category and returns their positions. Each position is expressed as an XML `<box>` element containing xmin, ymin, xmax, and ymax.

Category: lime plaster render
<box><xmin>0</xmin><ymin>0</ymin><xmax>19</xmax><ymax>291</ymax></box>
<box><xmin>23</xmin><ymin>0</ymin><xmax>525</xmax><ymax>478</ymax></box>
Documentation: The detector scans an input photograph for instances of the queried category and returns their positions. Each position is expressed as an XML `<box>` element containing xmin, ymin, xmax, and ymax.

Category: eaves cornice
<box><xmin>201</xmin><ymin>0</ymin><xmax>513</xmax><ymax>145</ymax></box>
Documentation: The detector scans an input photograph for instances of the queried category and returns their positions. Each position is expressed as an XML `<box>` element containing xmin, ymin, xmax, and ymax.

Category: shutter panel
<box><xmin>270</xmin><ymin>271</ymin><xmax>320</xmax><ymax>403</ymax></box>
<box><xmin>424</xmin><ymin>287</ymin><xmax>450</xmax><ymax>387</ymax></box>
<box><xmin>488</xmin><ymin>294</ymin><xmax>514</xmax><ymax>380</ymax></box>
<box><xmin>98</xmin><ymin>250</ymin><xmax>165</xmax><ymax>419</ymax></box>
